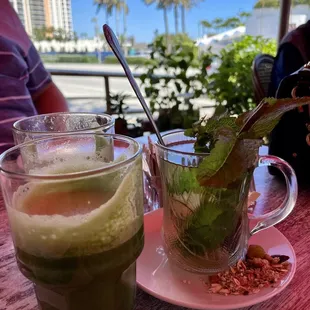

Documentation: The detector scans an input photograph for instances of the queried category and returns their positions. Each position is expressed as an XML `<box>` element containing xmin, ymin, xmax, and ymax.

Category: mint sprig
<box><xmin>180</xmin><ymin>186</ymin><xmax>242</xmax><ymax>254</ymax></box>
<box><xmin>185</xmin><ymin>116</ymin><xmax>240</xmax><ymax>153</ymax></box>
<box><xmin>197</xmin><ymin>138</ymin><xmax>261</xmax><ymax>187</ymax></box>
<box><xmin>240</xmin><ymin>97</ymin><xmax>310</xmax><ymax>139</ymax></box>
<box><xmin>187</xmin><ymin>97</ymin><xmax>310</xmax><ymax>188</ymax></box>
<box><xmin>168</xmin><ymin>97</ymin><xmax>310</xmax><ymax>258</ymax></box>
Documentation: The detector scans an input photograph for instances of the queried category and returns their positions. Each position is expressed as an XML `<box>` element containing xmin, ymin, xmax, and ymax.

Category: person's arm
<box><xmin>32</xmin><ymin>81</ymin><xmax>69</xmax><ymax>114</ymax></box>
<box><xmin>0</xmin><ymin>38</ymin><xmax>37</xmax><ymax>151</ymax></box>
<box><xmin>269</xmin><ymin>43</ymin><xmax>305</xmax><ymax>96</ymax></box>
<box><xmin>25</xmin><ymin>44</ymin><xmax>69</xmax><ymax>114</ymax></box>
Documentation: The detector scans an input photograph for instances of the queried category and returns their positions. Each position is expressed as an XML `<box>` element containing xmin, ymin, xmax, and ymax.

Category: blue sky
<box><xmin>72</xmin><ymin>0</ymin><xmax>257</xmax><ymax>42</ymax></box>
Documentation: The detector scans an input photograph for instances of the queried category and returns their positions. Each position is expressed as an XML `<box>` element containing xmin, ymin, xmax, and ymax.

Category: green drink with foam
<box><xmin>0</xmin><ymin>133</ymin><xmax>144</xmax><ymax>310</ymax></box>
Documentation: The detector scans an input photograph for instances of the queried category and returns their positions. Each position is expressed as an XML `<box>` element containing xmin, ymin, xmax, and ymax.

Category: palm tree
<box><xmin>221</xmin><ymin>17</ymin><xmax>241</xmax><ymax>30</ymax></box>
<box><xmin>115</xmin><ymin>2</ymin><xmax>121</xmax><ymax>37</ymax></box>
<box><xmin>172</xmin><ymin>0</ymin><xmax>180</xmax><ymax>34</ymax></box>
<box><xmin>179</xmin><ymin>0</ymin><xmax>201</xmax><ymax>34</ymax></box>
<box><xmin>161</xmin><ymin>1</ymin><xmax>170</xmax><ymax>42</ymax></box>
<box><xmin>143</xmin><ymin>0</ymin><xmax>171</xmax><ymax>44</ymax></box>
<box><xmin>123</xmin><ymin>0</ymin><xmax>128</xmax><ymax>42</ymax></box>
<box><xmin>174</xmin><ymin>3</ymin><xmax>179</xmax><ymax>33</ymax></box>
<box><xmin>254</xmin><ymin>0</ymin><xmax>279</xmax><ymax>8</ymax></box>
<box><xmin>33</xmin><ymin>26</ymin><xmax>47</xmax><ymax>41</ymax></box>
<box><xmin>238</xmin><ymin>11</ymin><xmax>251</xmax><ymax>25</ymax></box>
<box><xmin>80</xmin><ymin>32</ymin><xmax>89</xmax><ymax>39</ymax></box>
<box><xmin>200</xmin><ymin>20</ymin><xmax>212</xmax><ymax>35</ymax></box>
<box><xmin>212</xmin><ymin>17</ymin><xmax>224</xmax><ymax>33</ymax></box>
<box><xmin>217</xmin><ymin>12</ymin><xmax>251</xmax><ymax>32</ymax></box>
<box><xmin>254</xmin><ymin>0</ymin><xmax>310</xmax><ymax>8</ymax></box>
<box><xmin>113</xmin><ymin>0</ymin><xmax>128</xmax><ymax>39</ymax></box>
<box><xmin>95</xmin><ymin>0</ymin><xmax>128</xmax><ymax>39</ymax></box>
<box><xmin>181</xmin><ymin>1</ymin><xmax>186</xmax><ymax>33</ymax></box>
<box><xmin>91</xmin><ymin>17</ymin><xmax>99</xmax><ymax>38</ymax></box>
<box><xmin>95</xmin><ymin>0</ymin><xmax>114</xmax><ymax>24</ymax></box>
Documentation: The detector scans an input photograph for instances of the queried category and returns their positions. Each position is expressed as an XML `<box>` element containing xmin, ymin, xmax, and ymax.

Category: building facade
<box><xmin>246</xmin><ymin>5</ymin><xmax>310</xmax><ymax>40</ymax></box>
<box><xmin>29</xmin><ymin>0</ymin><xmax>46</xmax><ymax>30</ymax></box>
<box><xmin>49</xmin><ymin>0</ymin><xmax>73</xmax><ymax>34</ymax></box>
<box><xmin>9</xmin><ymin>0</ymin><xmax>73</xmax><ymax>37</ymax></box>
<box><xmin>9</xmin><ymin>0</ymin><xmax>25</xmax><ymax>25</ymax></box>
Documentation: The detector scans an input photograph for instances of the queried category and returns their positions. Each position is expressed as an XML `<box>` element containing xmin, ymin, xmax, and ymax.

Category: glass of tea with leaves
<box><xmin>155</xmin><ymin>98</ymin><xmax>308</xmax><ymax>274</ymax></box>
<box><xmin>0</xmin><ymin>133</ymin><xmax>143</xmax><ymax>310</ymax></box>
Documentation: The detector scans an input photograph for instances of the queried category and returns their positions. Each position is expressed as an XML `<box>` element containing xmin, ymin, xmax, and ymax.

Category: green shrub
<box><xmin>41</xmin><ymin>54</ymin><xmax>98</xmax><ymax>63</ymax></box>
<box><xmin>104</xmin><ymin>56</ymin><xmax>156</xmax><ymax>65</ymax></box>
<box><xmin>40</xmin><ymin>54</ymin><xmax>58</xmax><ymax>63</ymax></box>
<box><xmin>41</xmin><ymin>53</ymin><xmax>155</xmax><ymax>65</ymax></box>
<box><xmin>207</xmin><ymin>35</ymin><xmax>277</xmax><ymax>115</ymax></box>
<box><xmin>254</xmin><ymin>0</ymin><xmax>310</xmax><ymax>8</ymax></box>
<box><xmin>57</xmin><ymin>55</ymin><xmax>97</xmax><ymax>63</ymax></box>
<box><xmin>139</xmin><ymin>34</ymin><xmax>212</xmax><ymax>131</ymax></box>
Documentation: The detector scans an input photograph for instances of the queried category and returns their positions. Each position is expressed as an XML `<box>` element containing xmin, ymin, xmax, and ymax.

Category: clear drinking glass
<box><xmin>155</xmin><ymin>131</ymin><xmax>298</xmax><ymax>274</ymax></box>
<box><xmin>12</xmin><ymin>112</ymin><xmax>114</xmax><ymax>144</ymax></box>
<box><xmin>0</xmin><ymin>133</ymin><xmax>143</xmax><ymax>310</ymax></box>
<box><xmin>142</xmin><ymin>139</ymin><xmax>162</xmax><ymax>212</ymax></box>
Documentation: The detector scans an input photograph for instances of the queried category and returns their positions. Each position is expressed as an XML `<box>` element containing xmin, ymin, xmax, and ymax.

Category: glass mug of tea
<box><xmin>0</xmin><ymin>133</ymin><xmax>143</xmax><ymax>310</ymax></box>
<box><xmin>155</xmin><ymin>131</ymin><xmax>297</xmax><ymax>274</ymax></box>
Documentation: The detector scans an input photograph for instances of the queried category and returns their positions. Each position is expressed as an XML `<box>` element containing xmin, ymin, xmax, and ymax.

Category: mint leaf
<box><xmin>197</xmin><ymin>137</ymin><xmax>261</xmax><ymax>187</ymax></box>
<box><xmin>195</xmin><ymin>97</ymin><xmax>310</xmax><ymax>188</ymax></box>
<box><xmin>182</xmin><ymin>208</ymin><xmax>236</xmax><ymax>253</ymax></box>
<box><xmin>239</xmin><ymin>97</ymin><xmax>310</xmax><ymax>139</ymax></box>
<box><xmin>195</xmin><ymin>128</ymin><xmax>236</xmax><ymax>186</ymax></box>
<box><xmin>185</xmin><ymin>114</ymin><xmax>240</xmax><ymax>153</ymax></box>
<box><xmin>176</xmin><ymin>169</ymin><xmax>200</xmax><ymax>194</ymax></box>
<box><xmin>163</xmin><ymin>161</ymin><xmax>200</xmax><ymax>195</ymax></box>
<box><xmin>180</xmin><ymin>187</ymin><xmax>241</xmax><ymax>253</ymax></box>
<box><xmin>214</xmin><ymin>117</ymin><xmax>240</xmax><ymax>132</ymax></box>
<box><xmin>188</xmin><ymin>116</ymin><xmax>239</xmax><ymax>136</ymax></box>
<box><xmin>264</xmin><ymin>97</ymin><xmax>277</xmax><ymax>105</ymax></box>
<box><xmin>184</xmin><ymin>128</ymin><xmax>194</xmax><ymax>137</ymax></box>
<box><xmin>213</xmin><ymin>104</ymin><xmax>228</xmax><ymax>117</ymax></box>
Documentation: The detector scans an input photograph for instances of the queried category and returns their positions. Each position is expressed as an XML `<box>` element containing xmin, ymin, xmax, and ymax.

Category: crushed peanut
<box><xmin>206</xmin><ymin>246</ymin><xmax>291</xmax><ymax>296</ymax></box>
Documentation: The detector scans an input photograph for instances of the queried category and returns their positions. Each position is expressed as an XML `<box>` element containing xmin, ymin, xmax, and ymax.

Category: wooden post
<box><xmin>278</xmin><ymin>0</ymin><xmax>292</xmax><ymax>44</ymax></box>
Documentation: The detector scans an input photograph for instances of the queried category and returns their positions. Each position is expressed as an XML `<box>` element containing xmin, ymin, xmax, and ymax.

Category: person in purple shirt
<box><xmin>0</xmin><ymin>0</ymin><xmax>68</xmax><ymax>153</ymax></box>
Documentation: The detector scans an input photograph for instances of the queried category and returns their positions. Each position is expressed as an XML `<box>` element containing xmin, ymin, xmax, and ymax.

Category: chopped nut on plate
<box><xmin>206</xmin><ymin>245</ymin><xmax>291</xmax><ymax>296</ymax></box>
<box><xmin>247</xmin><ymin>245</ymin><xmax>266</xmax><ymax>259</ymax></box>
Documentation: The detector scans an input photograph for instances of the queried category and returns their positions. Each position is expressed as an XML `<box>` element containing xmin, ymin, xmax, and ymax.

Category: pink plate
<box><xmin>137</xmin><ymin>209</ymin><xmax>296</xmax><ymax>310</ymax></box>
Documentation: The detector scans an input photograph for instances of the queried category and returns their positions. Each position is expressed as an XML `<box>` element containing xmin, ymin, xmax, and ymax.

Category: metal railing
<box><xmin>48</xmin><ymin>68</ymin><xmax>172</xmax><ymax>114</ymax></box>
<box><xmin>48</xmin><ymin>68</ymin><xmax>216</xmax><ymax>119</ymax></box>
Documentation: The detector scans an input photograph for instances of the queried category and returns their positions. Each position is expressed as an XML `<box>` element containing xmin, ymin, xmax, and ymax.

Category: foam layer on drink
<box><xmin>8</xmin><ymin>157</ymin><xmax>143</xmax><ymax>259</ymax></box>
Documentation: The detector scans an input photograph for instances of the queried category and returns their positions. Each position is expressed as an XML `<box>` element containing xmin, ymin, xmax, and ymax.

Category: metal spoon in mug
<box><xmin>102</xmin><ymin>24</ymin><xmax>165</xmax><ymax>146</ymax></box>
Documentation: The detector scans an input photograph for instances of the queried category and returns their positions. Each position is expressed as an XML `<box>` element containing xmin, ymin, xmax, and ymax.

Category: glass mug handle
<box><xmin>250</xmin><ymin>155</ymin><xmax>298</xmax><ymax>236</ymax></box>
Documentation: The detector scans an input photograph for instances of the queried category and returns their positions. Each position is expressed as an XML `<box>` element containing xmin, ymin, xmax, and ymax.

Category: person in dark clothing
<box><xmin>268</xmin><ymin>21</ymin><xmax>310</xmax><ymax>183</ymax></box>
<box><xmin>268</xmin><ymin>20</ymin><xmax>310</xmax><ymax>97</ymax></box>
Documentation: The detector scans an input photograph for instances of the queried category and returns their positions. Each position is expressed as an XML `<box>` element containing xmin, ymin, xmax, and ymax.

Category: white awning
<box><xmin>196</xmin><ymin>26</ymin><xmax>246</xmax><ymax>47</ymax></box>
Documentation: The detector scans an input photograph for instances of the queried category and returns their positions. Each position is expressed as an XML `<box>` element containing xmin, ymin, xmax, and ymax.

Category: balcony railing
<box><xmin>48</xmin><ymin>68</ymin><xmax>215</xmax><ymax>115</ymax></box>
<box><xmin>48</xmin><ymin>68</ymin><xmax>174</xmax><ymax>114</ymax></box>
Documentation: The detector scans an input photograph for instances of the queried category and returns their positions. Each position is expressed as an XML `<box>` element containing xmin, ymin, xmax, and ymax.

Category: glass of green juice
<box><xmin>0</xmin><ymin>133</ymin><xmax>144</xmax><ymax>310</ymax></box>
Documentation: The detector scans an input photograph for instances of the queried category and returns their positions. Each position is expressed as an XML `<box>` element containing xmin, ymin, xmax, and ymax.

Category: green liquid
<box><xmin>16</xmin><ymin>227</ymin><xmax>144</xmax><ymax>310</ymax></box>
<box><xmin>10</xmin><ymin>157</ymin><xmax>144</xmax><ymax>309</ymax></box>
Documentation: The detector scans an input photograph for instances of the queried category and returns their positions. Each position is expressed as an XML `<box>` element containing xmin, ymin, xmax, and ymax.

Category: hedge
<box><xmin>41</xmin><ymin>54</ymin><xmax>98</xmax><ymax>63</ymax></box>
<box><xmin>103</xmin><ymin>56</ymin><xmax>156</xmax><ymax>65</ymax></box>
<box><xmin>41</xmin><ymin>54</ymin><xmax>156</xmax><ymax>65</ymax></box>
